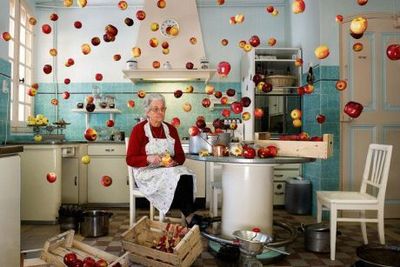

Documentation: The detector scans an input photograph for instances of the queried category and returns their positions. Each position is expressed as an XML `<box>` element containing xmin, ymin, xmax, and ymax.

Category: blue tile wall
<box><xmin>34</xmin><ymin>82</ymin><xmax>241</xmax><ymax>141</ymax></box>
<box><xmin>302</xmin><ymin>65</ymin><xmax>341</xmax><ymax>215</ymax></box>
<box><xmin>0</xmin><ymin>58</ymin><xmax>11</xmax><ymax>144</ymax></box>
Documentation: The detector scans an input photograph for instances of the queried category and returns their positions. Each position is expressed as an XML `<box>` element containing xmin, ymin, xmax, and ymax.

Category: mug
<box><xmin>212</xmin><ymin>144</ymin><xmax>226</xmax><ymax>157</ymax></box>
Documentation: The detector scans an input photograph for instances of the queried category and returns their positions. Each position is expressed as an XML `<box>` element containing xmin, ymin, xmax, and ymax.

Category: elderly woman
<box><xmin>126</xmin><ymin>93</ymin><xmax>201</xmax><ymax>226</ymax></box>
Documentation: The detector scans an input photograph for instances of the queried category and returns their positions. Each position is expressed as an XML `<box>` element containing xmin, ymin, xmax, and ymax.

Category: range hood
<box><xmin>122</xmin><ymin>0</ymin><xmax>215</xmax><ymax>83</ymax></box>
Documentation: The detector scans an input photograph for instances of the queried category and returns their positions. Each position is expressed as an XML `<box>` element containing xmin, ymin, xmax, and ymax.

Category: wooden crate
<box><xmin>255</xmin><ymin>134</ymin><xmax>333</xmax><ymax>159</ymax></box>
<box><xmin>121</xmin><ymin>216</ymin><xmax>203</xmax><ymax>267</ymax></box>
<box><xmin>38</xmin><ymin>230</ymin><xmax>128</xmax><ymax>267</ymax></box>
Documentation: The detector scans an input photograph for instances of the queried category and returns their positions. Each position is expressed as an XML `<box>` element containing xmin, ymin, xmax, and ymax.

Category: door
<box><xmin>340</xmin><ymin>14</ymin><xmax>400</xmax><ymax>218</ymax></box>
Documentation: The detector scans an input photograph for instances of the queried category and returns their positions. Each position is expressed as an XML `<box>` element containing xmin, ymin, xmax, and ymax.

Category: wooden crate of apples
<box><xmin>121</xmin><ymin>216</ymin><xmax>203</xmax><ymax>267</ymax></box>
<box><xmin>27</xmin><ymin>230</ymin><xmax>129</xmax><ymax>267</ymax></box>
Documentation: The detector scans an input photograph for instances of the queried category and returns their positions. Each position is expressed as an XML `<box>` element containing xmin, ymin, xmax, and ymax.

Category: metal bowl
<box><xmin>232</xmin><ymin>230</ymin><xmax>273</xmax><ymax>256</ymax></box>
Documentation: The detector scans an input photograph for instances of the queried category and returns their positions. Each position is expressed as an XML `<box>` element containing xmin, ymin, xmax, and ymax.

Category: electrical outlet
<box><xmin>2</xmin><ymin>80</ymin><xmax>9</xmax><ymax>94</ymax></box>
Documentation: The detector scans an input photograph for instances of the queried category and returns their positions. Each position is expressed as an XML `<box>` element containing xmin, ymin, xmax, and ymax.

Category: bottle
<box><xmin>126</xmin><ymin>58</ymin><xmax>138</xmax><ymax>70</ymax></box>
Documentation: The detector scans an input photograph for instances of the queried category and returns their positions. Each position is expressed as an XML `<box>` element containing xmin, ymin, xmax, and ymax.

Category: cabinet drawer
<box><xmin>273</xmin><ymin>169</ymin><xmax>301</xmax><ymax>181</ymax></box>
<box><xmin>88</xmin><ymin>144</ymin><xmax>126</xmax><ymax>156</ymax></box>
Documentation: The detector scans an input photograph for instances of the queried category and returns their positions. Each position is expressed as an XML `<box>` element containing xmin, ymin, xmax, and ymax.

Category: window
<box><xmin>8</xmin><ymin>0</ymin><xmax>34</xmax><ymax>132</ymax></box>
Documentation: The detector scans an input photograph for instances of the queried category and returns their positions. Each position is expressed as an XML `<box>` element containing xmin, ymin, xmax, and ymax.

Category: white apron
<box><xmin>133</xmin><ymin>121</ymin><xmax>196</xmax><ymax>215</ymax></box>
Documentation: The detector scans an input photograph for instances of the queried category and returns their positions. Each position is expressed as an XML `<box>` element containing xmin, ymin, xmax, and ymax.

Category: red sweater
<box><xmin>126</xmin><ymin>120</ymin><xmax>185</xmax><ymax>167</ymax></box>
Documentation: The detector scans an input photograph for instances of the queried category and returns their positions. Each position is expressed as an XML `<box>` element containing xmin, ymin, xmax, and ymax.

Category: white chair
<box><xmin>317</xmin><ymin>144</ymin><xmax>393</xmax><ymax>261</ymax></box>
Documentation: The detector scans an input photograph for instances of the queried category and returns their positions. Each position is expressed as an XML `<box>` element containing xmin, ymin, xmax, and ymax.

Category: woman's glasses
<box><xmin>149</xmin><ymin>107</ymin><xmax>167</xmax><ymax>113</ymax></box>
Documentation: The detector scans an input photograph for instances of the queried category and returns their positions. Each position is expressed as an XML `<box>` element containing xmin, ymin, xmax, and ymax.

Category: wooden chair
<box><xmin>317</xmin><ymin>144</ymin><xmax>393</xmax><ymax>260</ymax></box>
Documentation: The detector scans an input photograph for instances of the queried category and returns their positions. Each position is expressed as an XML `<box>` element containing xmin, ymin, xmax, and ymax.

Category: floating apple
<box><xmin>84</xmin><ymin>128</ymin><xmax>97</xmax><ymax>141</ymax></box>
<box><xmin>386</xmin><ymin>44</ymin><xmax>400</xmax><ymax>61</ymax></box>
<box><xmin>162</xmin><ymin>48</ymin><xmax>170</xmax><ymax>55</ymax></box>
<box><xmin>350</xmin><ymin>17</ymin><xmax>368</xmax><ymax>35</ymax></box>
<box><xmin>171</xmin><ymin>117</ymin><xmax>181</xmax><ymax>128</ymax></box>
<box><xmin>242</xmin><ymin>112</ymin><xmax>251</xmax><ymax>121</ymax></box>
<box><xmin>235</xmin><ymin>14</ymin><xmax>245</xmax><ymax>23</ymax></box>
<box><xmin>42</xmin><ymin>24</ymin><xmax>52</xmax><ymax>34</ymax></box>
<box><xmin>357</xmin><ymin>0</ymin><xmax>368</xmax><ymax>6</ymax></box>
<box><xmin>46</xmin><ymin>172</ymin><xmax>57</xmax><ymax>183</ymax></box>
<box><xmin>254</xmin><ymin>108</ymin><xmax>264</xmax><ymax>118</ymax></box>
<box><xmin>91</xmin><ymin>37</ymin><xmax>101</xmax><ymax>46</ymax></box>
<box><xmin>157</xmin><ymin>0</ymin><xmax>166</xmax><ymax>8</ymax></box>
<box><xmin>316</xmin><ymin>114</ymin><xmax>326</xmax><ymax>124</ymax></box>
<box><xmin>221</xmin><ymin>39</ymin><xmax>229</xmax><ymax>46</ymax></box>
<box><xmin>292</xmin><ymin>0</ymin><xmax>305</xmax><ymax>14</ymax></box>
<box><xmin>63</xmin><ymin>253</ymin><xmax>77</xmax><ymax>266</ymax></box>
<box><xmin>103</xmin><ymin>33</ymin><xmax>115</xmax><ymax>42</ymax></box>
<box><xmin>113</xmin><ymin>54</ymin><xmax>121</xmax><ymax>61</ymax></box>
<box><xmin>50</xmin><ymin>13</ymin><xmax>59</xmax><ymax>21</ymax></box>
<box><xmin>173</xmin><ymin>90</ymin><xmax>183</xmax><ymax>98</ymax></box>
<box><xmin>268</xmin><ymin>38</ymin><xmax>277</xmax><ymax>46</ymax></box>
<box><xmin>262</xmin><ymin>82</ymin><xmax>273</xmax><ymax>93</ymax></box>
<box><xmin>106</xmin><ymin>119</ymin><xmax>115</xmax><ymax>127</ymax></box>
<box><xmin>74</xmin><ymin>21</ymin><xmax>82</xmax><ymax>29</ymax></box>
<box><xmin>81</xmin><ymin>43</ymin><xmax>91</xmax><ymax>55</ymax></box>
<box><xmin>335</xmin><ymin>80</ymin><xmax>347</xmax><ymax>91</ymax></box>
<box><xmin>214</xmin><ymin>91</ymin><xmax>222</xmax><ymax>99</ymax></box>
<box><xmin>217</xmin><ymin>0</ymin><xmax>225</xmax><ymax>5</ymax></box>
<box><xmin>292</xmin><ymin>119</ymin><xmax>302</xmax><ymax>128</ymax></box>
<box><xmin>266</xmin><ymin>6</ymin><xmax>274</xmax><ymax>13</ymax></box>
<box><xmin>86</xmin><ymin>103</ymin><xmax>95</xmax><ymax>112</ymax></box>
<box><xmin>290</xmin><ymin>109</ymin><xmax>302</xmax><ymax>119</ymax></box>
<box><xmin>33</xmin><ymin>134</ymin><xmax>42</xmax><ymax>142</ymax></box>
<box><xmin>185</xmin><ymin>85</ymin><xmax>194</xmax><ymax>93</ymax></box>
<box><xmin>62</xmin><ymin>91</ymin><xmax>70</xmax><ymax>99</ymax></box>
<box><xmin>95</xmin><ymin>73</ymin><xmax>103</xmax><ymax>81</ymax></box>
<box><xmin>336</xmin><ymin>15</ymin><xmax>344</xmax><ymax>23</ymax></box>
<box><xmin>78</xmin><ymin>0</ymin><xmax>87</xmax><ymax>8</ymax></box>
<box><xmin>27</xmin><ymin>88</ymin><xmax>37</xmax><ymax>97</ymax></box>
<box><xmin>226</xmin><ymin>88</ymin><xmax>236</xmax><ymax>97</ymax></box>
<box><xmin>202</xmin><ymin>98</ymin><xmax>211</xmax><ymax>108</ymax></box>
<box><xmin>152</xmin><ymin>61</ymin><xmax>160</xmax><ymax>69</ymax></box>
<box><xmin>189</xmin><ymin>37</ymin><xmax>197</xmax><ymax>45</ymax></box>
<box><xmin>353</xmin><ymin>42</ymin><xmax>363</xmax><ymax>52</ymax></box>
<box><xmin>213</xmin><ymin>118</ymin><xmax>224</xmax><ymax>129</ymax></box>
<box><xmin>243</xmin><ymin>44</ymin><xmax>252</xmax><ymax>52</ymax></box>
<box><xmin>101</xmin><ymin>175</ymin><xmax>112</xmax><ymax>187</ymax></box>
<box><xmin>169</xmin><ymin>26</ymin><xmax>179</xmax><ymax>36</ymax></box>
<box><xmin>304</xmin><ymin>84</ymin><xmax>314</xmax><ymax>94</ymax></box>
<box><xmin>229</xmin><ymin>16</ymin><xmax>236</xmax><ymax>25</ymax></box>
<box><xmin>295</xmin><ymin>58</ymin><xmax>303</xmax><ymax>67</ymax></box>
<box><xmin>344</xmin><ymin>101</ymin><xmax>364</xmax><ymax>118</ymax></box>
<box><xmin>186</xmin><ymin>62</ymin><xmax>194</xmax><ymax>70</ymax></box>
<box><xmin>105</xmin><ymin>24</ymin><xmax>118</xmax><ymax>37</ymax></box>
<box><xmin>125</xmin><ymin>17</ymin><xmax>134</xmax><ymax>26</ymax></box>
<box><xmin>136</xmin><ymin>10</ymin><xmax>146</xmax><ymax>20</ymax></box>
<box><xmin>196</xmin><ymin>119</ymin><xmax>206</xmax><ymax>129</ymax></box>
<box><xmin>221</xmin><ymin>108</ymin><xmax>231</xmax><ymax>118</ymax></box>
<box><xmin>65</xmin><ymin>58</ymin><xmax>75</xmax><ymax>67</ymax></box>
<box><xmin>28</xmin><ymin>17</ymin><xmax>37</xmax><ymax>26</ymax></box>
<box><xmin>43</xmin><ymin>64</ymin><xmax>52</xmax><ymax>74</ymax></box>
<box><xmin>238</xmin><ymin>40</ymin><xmax>246</xmax><ymax>48</ymax></box>
<box><xmin>149</xmin><ymin>37</ymin><xmax>159</xmax><ymax>48</ymax></box>
<box><xmin>230</xmin><ymin>101</ymin><xmax>243</xmax><ymax>114</ymax></box>
<box><xmin>205</xmin><ymin>84</ymin><xmax>215</xmax><ymax>95</ymax></box>
<box><xmin>240</xmin><ymin>97</ymin><xmax>251</xmax><ymax>108</ymax></box>
<box><xmin>118</xmin><ymin>0</ymin><xmax>128</xmax><ymax>10</ymax></box>
<box><xmin>137</xmin><ymin>90</ymin><xmax>146</xmax><ymax>98</ymax></box>
<box><xmin>81</xmin><ymin>155</ymin><xmax>91</xmax><ymax>164</ymax></box>
<box><xmin>315</xmin><ymin>45</ymin><xmax>330</xmax><ymax>59</ymax></box>
<box><xmin>86</xmin><ymin>95</ymin><xmax>94</xmax><ymax>104</ymax></box>
<box><xmin>127</xmin><ymin>100</ymin><xmax>135</xmax><ymax>108</ymax></box>
<box><xmin>132</xmin><ymin>47</ymin><xmax>141</xmax><ymax>58</ymax></box>
<box><xmin>188</xmin><ymin>126</ymin><xmax>200</xmax><ymax>136</ymax></box>
<box><xmin>49</xmin><ymin>48</ymin><xmax>57</xmax><ymax>57</ymax></box>
<box><xmin>272</xmin><ymin>8</ymin><xmax>279</xmax><ymax>16</ymax></box>
<box><xmin>350</xmin><ymin>31</ymin><xmax>364</xmax><ymax>39</ymax></box>
<box><xmin>220</xmin><ymin>96</ymin><xmax>228</xmax><ymax>105</ymax></box>
<box><xmin>249</xmin><ymin>35</ymin><xmax>260</xmax><ymax>48</ymax></box>
<box><xmin>183</xmin><ymin>102</ymin><xmax>192</xmax><ymax>112</ymax></box>
<box><xmin>161</xmin><ymin>41</ymin><xmax>169</xmax><ymax>49</ymax></box>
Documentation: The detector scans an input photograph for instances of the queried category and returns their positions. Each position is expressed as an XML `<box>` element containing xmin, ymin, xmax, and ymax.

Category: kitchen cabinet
<box><xmin>273</xmin><ymin>164</ymin><xmax>301</xmax><ymax>206</ymax></box>
<box><xmin>87</xmin><ymin>144</ymin><xmax>129</xmax><ymax>204</ymax></box>
<box><xmin>0</xmin><ymin>152</ymin><xmax>21</xmax><ymax>267</ymax></box>
<box><xmin>241</xmin><ymin>47</ymin><xmax>302</xmax><ymax>140</ymax></box>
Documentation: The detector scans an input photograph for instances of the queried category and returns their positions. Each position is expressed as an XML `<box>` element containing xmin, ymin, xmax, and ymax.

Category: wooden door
<box><xmin>340</xmin><ymin>14</ymin><xmax>400</xmax><ymax>218</ymax></box>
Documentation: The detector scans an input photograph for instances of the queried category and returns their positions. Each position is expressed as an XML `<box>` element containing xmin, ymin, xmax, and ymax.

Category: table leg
<box><xmin>221</xmin><ymin>164</ymin><xmax>275</xmax><ymax>237</ymax></box>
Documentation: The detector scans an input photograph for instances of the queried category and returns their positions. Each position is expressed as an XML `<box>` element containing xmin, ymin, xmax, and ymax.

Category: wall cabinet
<box><xmin>87</xmin><ymin>144</ymin><xmax>129</xmax><ymax>204</ymax></box>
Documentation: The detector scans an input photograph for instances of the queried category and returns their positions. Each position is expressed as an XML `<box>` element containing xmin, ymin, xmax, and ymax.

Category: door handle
<box><xmin>74</xmin><ymin>176</ymin><xmax>78</xmax><ymax>186</ymax></box>
<box><xmin>105</xmin><ymin>148</ymin><xmax>115</xmax><ymax>152</ymax></box>
<box><xmin>126</xmin><ymin>176</ymin><xmax>129</xmax><ymax>186</ymax></box>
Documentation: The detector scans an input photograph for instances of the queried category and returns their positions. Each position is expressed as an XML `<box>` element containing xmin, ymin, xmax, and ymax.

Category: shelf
<box><xmin>72</xmin><ymin>109</ymin><xmax>121</xmax><ymax>128</ymax></box>
<box><xmin>122</xmin><ymin>69</ymin><xmax>216</xmax><ymax>83</ymax></box>
<box><xmin>255</xmin><ymin>59</ymin><xmax>297</xmax><ymax>62</ymax></box>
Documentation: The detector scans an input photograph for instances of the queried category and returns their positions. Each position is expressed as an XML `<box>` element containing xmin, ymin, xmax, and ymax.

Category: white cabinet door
<box><xmin>88</xmin><ymin>157</ymin><xmax>129</xmax><ymax>203</ymax></box>
<box><xmin>184</xmin><ymin>158</ymin><xmax>205</xmax><ymax>198</ymax></box>
<box><xmin>62</xmin><ymin>158</ymin><xmax>79</xmax><ymax>204</ymax></box>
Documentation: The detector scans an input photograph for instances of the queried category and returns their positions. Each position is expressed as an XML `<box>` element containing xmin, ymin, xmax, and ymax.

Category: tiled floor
<box><xmin>22</xmin><ymin>208</ymin><xmax>400</xmax><ymax>266</ymax></box>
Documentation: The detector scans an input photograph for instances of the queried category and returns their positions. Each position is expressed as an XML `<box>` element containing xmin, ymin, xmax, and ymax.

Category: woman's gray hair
<box><xmin>143</xmin><ymin>93</ymin><xmax>165</xmax><ymax>113</ymax></box>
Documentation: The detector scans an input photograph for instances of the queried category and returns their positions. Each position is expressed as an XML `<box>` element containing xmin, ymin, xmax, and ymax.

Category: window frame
<box><xmin>8</xmin><ymin>0</ymin><xmax>35</xmax><ymax>133</ymax></box>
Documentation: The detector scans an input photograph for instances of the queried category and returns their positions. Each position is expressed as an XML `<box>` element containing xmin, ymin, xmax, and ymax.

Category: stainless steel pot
<box><xmin>80</xmin><ymin>210</ymin><xmax>112</xmax><ymax>237</ymax></box>
<box><xmin>189</xmin><ymin>133</ymin><xmax>231</xmax><ymax>154</ymax></box>
<box><xmin>304</xmin><ymin>223</ymin><xmax>330</xmax><ymax>253</ymax></box>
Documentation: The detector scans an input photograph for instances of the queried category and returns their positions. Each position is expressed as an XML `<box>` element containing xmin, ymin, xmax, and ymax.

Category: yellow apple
<box><xmin>350</xmin><ymin>17</ymin><xmax>368</xmax><ymax>35</ymax></box>
<box><xmin>293</xmin><ymin>119</ymin><xmax>302</xmax><ymax>128</ymax></box>
<box><xmin>150</xmin><ymin>23</ymin><xmax>159</xmax><ymax>32</ymax></box>
<box><xmin>33</xmin><ymin>135</ymin><xmax>42</xmax><ymax>142</ymax></box>
<box><xmin>290</xmin><ymin>109</ymin><xmax>302</xmax><ymax>120</ymax></box>
<box><xmin>81</xmin><ymin>155</ymin><xmax>91</xmax><ymax>164</ymax></box>
<box><xmin>132</xmin><ymin>47</ymin><xmax>141</xmax><ymax>58</ymax></box>
<box><xmin>182</xmin><ymin>102</ymin><xmax>192</xmax><ymax>112</ymax></box>
<box><xmin>314</xmin><ymin>45</ymin><xmax>330</xmax><ymax>59</ymax></box>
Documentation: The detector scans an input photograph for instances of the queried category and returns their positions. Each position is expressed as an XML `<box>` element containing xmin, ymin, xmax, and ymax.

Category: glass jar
<box><xmin>126</xmin><ymin>58</ymin><xmax>138</xmax><ymax>70</ymax></box>
<box><xmin>105</xmin><ymin>95</ymin><xmax>115</xmax><ymax>108</ymax></box>
<box><xmin>200</xmin><ymin>58</ymin><xmax>209</xmax><ymax>69</ymax></box>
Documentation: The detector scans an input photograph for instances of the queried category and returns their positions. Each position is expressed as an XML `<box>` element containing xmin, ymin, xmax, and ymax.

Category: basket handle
<box><xmin>43</xmin><ymin>230</ymin><xmax>75</xmax><ymax>252</ymax></box>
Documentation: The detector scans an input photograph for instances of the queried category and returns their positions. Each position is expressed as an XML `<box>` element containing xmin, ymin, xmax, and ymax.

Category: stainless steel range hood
<box><xmin>122</xmin><ymin>68</ymin><xmax>216</xmax><ymax>83</ymax></box>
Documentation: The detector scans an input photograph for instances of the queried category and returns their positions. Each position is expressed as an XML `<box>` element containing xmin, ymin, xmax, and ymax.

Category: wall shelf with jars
<box><xmin>71</xmin><ymin>109</ymin><xmax>121</xmax><ymax>128</ymax></box>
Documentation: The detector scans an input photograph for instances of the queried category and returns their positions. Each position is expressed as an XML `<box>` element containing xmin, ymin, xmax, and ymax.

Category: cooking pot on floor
<box><xmin>302</xmin><ymin>223</ymin><xmax>340</xmax><ymax>253</ymax></box>
<box><xmin>80</xmin><ymin>210</ymin><xmax>112</xmax><ymax>237</ymax></box>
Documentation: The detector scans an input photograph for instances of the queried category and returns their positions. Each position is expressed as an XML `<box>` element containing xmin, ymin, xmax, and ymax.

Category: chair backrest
<box><xmin>125</xmin><ymin>137</ymin><xmax>135</xmax><ymax>188</ymax></box>
<box><xmin>360</xmin><ymin>144</ymin><xmax>393</xmax><ymax>203</ymax></box>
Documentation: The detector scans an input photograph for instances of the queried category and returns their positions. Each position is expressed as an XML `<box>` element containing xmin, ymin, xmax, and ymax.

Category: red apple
<box><xmin>149</xmin><ymin>37</ymin><xmax>159</xmax><ymax>48</ymax></box>
<box><xmin>221</xmin><ymin>39</ymin><xmax>229</xmax><ymax>46</ymax></box>
<box><xmin>230</xmin><ymin>101</ymin><xmax>243</xmax><ymax>114</ymax></box>
<box><xmin>103</xmin><ymin>33</ymin><xmax>115</xmax><ymax>42</ymax></box>
<box><xmin>186</xmin><ymin>62</ymin><xmax>194</xmax><ymax>70</ymax></box>
<box><xmin>252</xmin><ymin>74</ymin><xmax>263</xmax><ymax>85</ymax></box>
<box><xmin>217</xmin><ymin>0</ymin><xmax>224</xmax><ymax>5</ymax></box>
<box><xmin>304</xmin><ymin>84</ymin><xmax>314</xmax><ymax>94</ymax></box>
<box><xmin>66</xmin><ymin>58</ymin><xmax>75</xmax><ymax>67</ymax></box>
<box><xmin>105</xmin><ymin>24</ymin><xmax>118</xmax><ymax>37</ymax></box>
<box><xmin>196</xmin><ymin>119</ymin><xmax>206</xmax><ymax>129</ymax></box>
<box><xmin>72</xmin><ymin>259</ymin><xmax>84</xmax><ymax>267</ymax></box>
<box><xmin>261</xmin><ymin>82</ymin><xmax>273</xmax><ymax>93</ymax></box>
<box><xmin>292</xmin><ymin>0</ymin><xmax>305</xmax><ymax>14</ymax></box>
<box><xmin>386</xmin><ymin>44</ymin><xmax>400</xmax><ymax>61</ymax></box>
<box><xmin>336</xmin><ymin>15</ymin><xmax>344</xmax><ymax>23</ymax></box>
<box><xmin>266</xmin><ymin>5</ymin><xmax>274</xmax><ymax>13</ymax></box>
<box><xmin>310</xmin><ymin>136</ymin><xmax>323</xmax><ymax>141</ymax></box>
<box><xmin>64</xmin><ymin>78</ymin><xmax>71</xmax><ymax>85</ymax></box>
<box><xmin>197</xmin><ymin>116</ymin><xmax>205</xmax><ymax>121</ymax></box>
<box><xmin>344</xmin><ymin>101</ymin><xmax>364</xmax><ymax>118</ymax></box>
<box><xmin>249</xmin><ymin>35</ymin><xmax>260</xmax><ymax>48</ymax></box>
<box><xmin>174</xmin><ymin>90</ymin><xmax>183</xmax><ymax>98</ymax></box>
<box><xmin>171</xmin><ymin>117</ymin><xmax>181</xmax><ymax>128</ymax></box>
<box><xmin>101</xmin><ymin>175</ymin><xmax>112</xmax><ymax>187</ymax></box>
<box><xmin>221</xmin><ymin>109</ymin><xmax>231</xmax><ymax>118</ymax></box>
<box><xmin>113</xmin><ymin>54</ymin><xmax>121</xmax><ymax>61</ymax></box>
<box><xmin>357</xmin><ymin>0</ymin><xmax>368</xmax><ymax>6</ymax></box>
<box><xmin>74</xmin><ymin>21</ymin><xmax>82</xmax><ymax>29</ymax></box>
<box><xmin>84</xmin><ymin>128</ymin><xmax>97</xmax><ymax>141</ymax></box>
<box><xmin>64</xmin><ymin>253</ymin><xmax>77</xmax><ymax>266</ymax></box>
<box><xmin>240</xmin><ymin>97</ymin><xmax>251</xmax><ymax>107</ymax></box>
<box><xmin>51</xmin><ymin>98</ymin><xmax>59</xmax><ymax>106</ymax></box>
<box><xmin>161</xmin><ymin>41</ymin><xmax>169</xmax><ymax>49</ymax></box>
<box><xmin>266</xmin><ymin>145</ymin><xmax>278</xmax><ymax>157</ymax></box>
<box><xmin>268</xmin><ymin>38</ymin><xmax>277</xmax><ymax>46</ymax></box>
<box><xmin>336</xmin><ymin>80</ymin><xmax>347</xmax><ymax>91</ymax></box>
<box><xmin>137</xmin><ymin>90</ymin><xmax>146</xmax><ymax>98</ymax></box>
<box><xmin>254</xmin><ymin>108</ymin><xmax>264</xmax><ymax>119</ymax></box>
<box><xmin>118</xmin><ymin>0</ymin><xmax>128</xmax><ymax>10</ymax></box>
<box><xmin>95</xmin><ymin>73</ymin><xmax>103</xmax><ymax>81</ymax></box>
<box><xmin>202</xmin><ymin>98</ymin><xmax>211</xmax><ymax>108</ymax></box>
<box><xmin>83</xmin><ymin>256</ymin><xmax>96</xmax><ymax>267</ymax></box>
<box><xmin>226</xmin><ymin>88</ymin><xmax>236</xmax><ymax>97</ymax></box>
<box><xmin>46</xmin><ymin>172</ymin><xmax>57</xmax><ymax>183</ymax></box>
<box><xmin>350</xmin><ymin>17</ymin><xmax>368</xmax><ymax>35</ymax></box>
<box><xmin>214</xmin><ymin>91</ymin><xmax>222</xmax><ymax>99</ymax></box>
<box><xmin>27</xmin><ymin>88</ymin><xmax>37</xmax><ymax>97</ymax></box>
<box><xmin>350</xmin><ymin>31</ymin><xmax>364</xmax><ymax>39</ymax></box>
<box><xmin>243</xmin><ymin>147</ymin><xmax>256</xmax><ymax>159</ymax></box>
<box><xmin>220</xmin><ymin>96</ymin><xmax>228</xmax><ymax>105</ymax></box>
<box><xmin>157</xmin><ymin>0</ymin><xmax>166</xmax><ymax>8</ymax></box>
<box><xmin>43</xmin><ymin>64</ymin><xmax>52</xmax><ymax>74</ymax></box>
<box><xmin>42</xmin><ymin>24</ymin><xmax>52</xmax><ymax>34</ymax></box>
<box><xmin>290</xmin><ymin>109</ymin><xmax>302</xmax><ymax>120</ymax></box>
<box><xmin>152</xmin><ymin>61</ymin><xmax>160</xmax><ymax>69</ymax></box>
<box><xmin>213</xmin><ymin>118</ymin><xmax>224</xmax><ymax>129</ymax></box>
<box><xmin>63</xmin><ymin>91</ymin><xmax>70</xmax><ymax>99</ymax></box>
<box><xmin>2</xmin><ymin>32</ymin><xmax>12</xmax><ymax>41</ymax></box>
<box><xmin>91</xmin><ymin>37</ymin><xmax>101</xmax><ymax>46</ymax></box>
<box><xmin>124</xmin><ymin>17</ymin><xmax>134</xmax><ymax>26</ymax></box>
<box><xmin>229</xmin><ymin>16</ymin><xmax>237</xmax><ymax>25</ymax></box>
<box><xmin>106</xmin><ymin>120</ymin><xmax>114</xmax><ymax>127</ymax></box>
<box><xmin>298</xmin><ymin>132</ymin><xmax>310</xmax><ymax>141</ymax></box>
<box><xmin>353</xmin><ymin>42</ymin><xmax>363</xmax><ymax>52</ymax></box>
<box><xmin>50</xmin><ymin>13</ymin><xmax>59</xmax><ymax>21</ymax></box>
<box><xmin>316</xmin><ymin>114</ymin><xmax>326</xmax><ymax>124</ymax></box>
<box><xmin>86</xmin><ymin>103</ymin><xmax>96</xmax><ymax>112</ymax></box>
<box><xmin>31</xmin><ymin>83</ymin><xmax>39</xmax><ymax>89</ymax></box>
<box><xmin>297</xmin><ymin>86</ymin><xmax>305</xmax><ymax>96</ymax></box>
<box><xmin>127</xmin><ymin>100</ymin><xmax>135</xmax><ymax>108</ymax></box>
<box><xmin>188</xmin><ymin>126</ymin><xmax>200</xmax><ymax>136</ymax></box>
<box><xmin>136</xmin><ymin>10</ymin><xmax>146</xmax><ymax>20</ymax></box>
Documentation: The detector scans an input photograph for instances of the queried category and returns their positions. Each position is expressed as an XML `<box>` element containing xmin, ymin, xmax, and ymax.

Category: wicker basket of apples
<box><xmin>121</xmin><ymin>216</ymin><xmax>203</xmax><ymax>267</ymax></box>
<box><xmin>38</xmin><ymin>230</ymin><xmax>128</xmax><ymax>267</ymax></box>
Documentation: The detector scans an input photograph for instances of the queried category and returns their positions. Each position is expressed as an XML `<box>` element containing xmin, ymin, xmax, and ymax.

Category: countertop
<box><xmin>3</xmin><ymin>140</ymin><xmax>125</xmax><ymax>145</ymax></box>
<box><xmin>0</xmin><ymin>145</ymin><xmax>24</xmax><ymax>156</ymax></box>
<box><xmin>186</xmin><ymin>154</ymin><xmax>315</xmax><ymax>164</ymax></box>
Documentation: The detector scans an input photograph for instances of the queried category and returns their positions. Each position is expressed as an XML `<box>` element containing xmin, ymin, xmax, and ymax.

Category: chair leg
<box><xmin>360</xmin><ymin>210</ymin><xmax>368</xmax><ymax>244</ymax></box>
<box><xmin>130</xmin><ymin>195</ymin><xmax>135</xmax><ymax>227</ymax></box>
<box><xmin>378</xmin><ymin>210</ymin><xmax>385</xmax><ymax>244</ymax></box>
<box><xmin>317</xmin><ymin>198</ymin><xmax>322</xmax><ymax>223</ymax></box>
<box><xmin>149</xmin><ymin>203</ymin><xmax>154</xmax><ymax>221</ymax></box>
<box><xmin>330</xmin><ymin>207</ymin><xmax>337</xmax><ymax>261</ymax></box>
<box><xmin>159</xmin><ymin>211</ymin><xmax>165</xmax><ymax>222</ymax></box>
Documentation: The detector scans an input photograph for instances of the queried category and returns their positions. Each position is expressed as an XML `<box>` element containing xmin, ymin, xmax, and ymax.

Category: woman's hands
<box><xmin>164</xmin><ymin>160</ymin><xmax>178</xmax><ymax>168</ymax></box>
<box><xmin>147</xmin><ymin>154</ymin><xmax>162</xmax><ymax>166</ymax></box>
